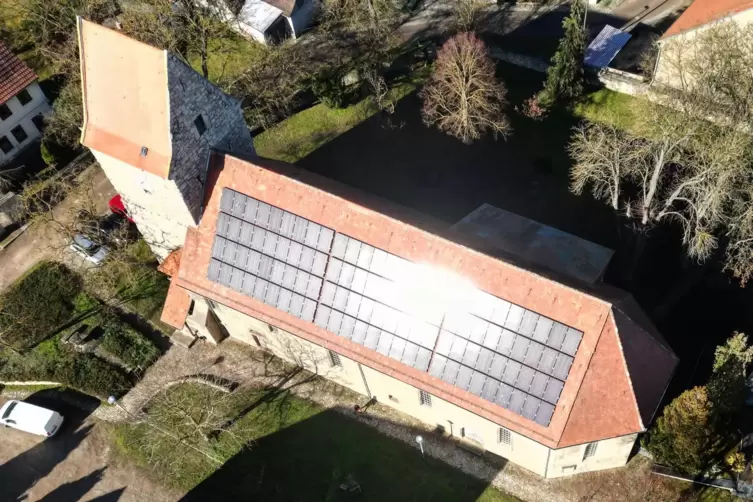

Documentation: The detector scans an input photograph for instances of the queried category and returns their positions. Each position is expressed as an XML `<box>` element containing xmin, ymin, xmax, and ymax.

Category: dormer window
<box><xmin>194</xmin><ymin>115</ymin><xmax>206</xmax><ymax>136</ymax></box>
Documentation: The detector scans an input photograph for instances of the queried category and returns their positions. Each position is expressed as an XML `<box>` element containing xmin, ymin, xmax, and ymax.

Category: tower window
<box><xmin>583</xmin><ymin>442</ymin><xmax>597</xmax><ymax>461</ymax></box>
<box><xmin>194</xmin><ymin>115</ymin><xmax>207</xmax><ymax>136</ymax></box>
<box><xmin>0</xmin><ymin>104</ymin><xmax>11</xmax><ymax>120</ymax></box>
<box><xmin>140</xmin><ymin>146</ymin><xmax>148</xmax><ymax>157</ymax></box>
<box><xmin>419</xmin><ymin>390</ymin><xmax>432</xmax><ymax>407</ymax></box>
<box><xmin>328</xmin><ymin>350</ymin><xmax>342</xmax><ymax>367</ymax></box>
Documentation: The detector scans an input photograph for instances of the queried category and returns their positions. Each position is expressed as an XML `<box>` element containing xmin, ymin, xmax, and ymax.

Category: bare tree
<box><xmin>453</xmin><ymin>0</ymin><xmax>487</xmax><ymax>32</ymax></box>
<box><xmin>421</xmin><ymin>32</ymin><xmax>511</xmax><ymax>144</ymax></box>
<box><xmin>119</xmin><ymin>0</ymin><xmax>238</xmax><ymax>80</ymax></box>
<box><xmin>319</xmin><ymin>0</ymin><xmax>399</xmax><ymax>39</ymax></box>
<box><xmin>568</xmin><ymin>122</ymin><xmax>644</xmax><ymax>211</ymax></box>
<box><xmin>121</xmin><ymin>381</ymin><xmax>251</xmax><ymax>477</ymax></box>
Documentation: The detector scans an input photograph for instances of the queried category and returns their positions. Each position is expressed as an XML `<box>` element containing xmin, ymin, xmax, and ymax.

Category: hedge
<box><xmin>0</xmin><ymin>262</ymin><xmax>83</xmax><ymax>349</ymax></box>
<box><xmin>0</xmin><ymin>338</ymin><xmax>131</xmax><ymax>399</ymax></box>
<box><xmin>99</xmin><ymin>315</ymin><xmax>160</xmax><ymax>370</ymax></box>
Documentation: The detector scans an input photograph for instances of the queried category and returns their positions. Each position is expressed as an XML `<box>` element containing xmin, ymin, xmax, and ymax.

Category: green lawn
<box><xmin>112</xmin><ymin>383</ymin><xmax>518</xmax><ymax>501</ymax></box>
<box><xmin>187</xmin><ymin>34</ymin><xmax>265</xmax><ymax>84</ymax></box>
<box><xmin>255</xmin><ymin>70</ymin><xmax>430</xmax><ymax>164</ymax></box>
<box><xmin>572</xmin><ymin>88</ymin><xmax>640</xmax><ymax>131</ymax></box>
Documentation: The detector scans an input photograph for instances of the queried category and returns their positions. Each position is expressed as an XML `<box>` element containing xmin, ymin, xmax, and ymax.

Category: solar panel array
<box><xmin>208</xmin><ymin>189</ymin><xmax>584</xmax><ymax>426</ymax></box>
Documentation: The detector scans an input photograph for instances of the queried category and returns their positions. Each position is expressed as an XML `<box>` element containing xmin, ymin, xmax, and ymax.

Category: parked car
<box><xmin>0</xmin><ymin>400</ymin><xmax>65</xmax><ymax>437</ymax></box>
<box><xmin>70</xmin><ymin>234</ymin><xmax>109</xmax><ymax>265</ymax></box>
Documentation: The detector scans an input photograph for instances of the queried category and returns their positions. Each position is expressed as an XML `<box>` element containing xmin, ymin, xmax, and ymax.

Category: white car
<box><xmin>70</xmin><ymin>234</ymin><xmax>109</xmax><ymax>265</ymax></box>
<box><xmin>0</xmin><ymin>400</ymin><xmax>65</xmax><ymax>437</ymax></box>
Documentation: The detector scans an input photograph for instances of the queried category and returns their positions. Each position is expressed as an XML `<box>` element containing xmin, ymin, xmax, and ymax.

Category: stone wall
<box><xmin>166</xmin><ymin>55</ymin><xmax>256</xmax><ymax>224</ymax></box>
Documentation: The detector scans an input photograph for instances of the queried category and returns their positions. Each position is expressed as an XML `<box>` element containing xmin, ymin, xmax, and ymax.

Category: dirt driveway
<box><xmin>0</xmin><ymin>394</ymin><xmax>180</xmax><ymax>502</ymax></box>
<box><xmin>0</xmin><ymin>164</ymin><xmax>115</xmax><ymax>292</ymax></box>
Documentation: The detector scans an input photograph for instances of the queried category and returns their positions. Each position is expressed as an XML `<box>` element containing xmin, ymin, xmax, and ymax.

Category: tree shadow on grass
<box><xmin>181</xmin><ymin>406</ymin><xmax>504</xmax><ymax>502</ymax></box>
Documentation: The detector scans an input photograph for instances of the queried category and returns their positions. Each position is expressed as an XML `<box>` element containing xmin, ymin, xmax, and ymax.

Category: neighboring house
<box><xmin>655</xmin><ymin>0</ymin><xmax>753</xmax><ymax>86</ymax></box>
<box><xmin>0</xmin><ymin>41</ymin><xmax>52</xmax><ymax>166</ymax></box>
<box><xmin>216</xmin><ymin>0</ymin><xmax>316</xmax><ymax>44</ymax></box>
<box><xmin>78</xmin><ymin>21</ymin><xmax>679</xmax><ymax>479</ymax></box>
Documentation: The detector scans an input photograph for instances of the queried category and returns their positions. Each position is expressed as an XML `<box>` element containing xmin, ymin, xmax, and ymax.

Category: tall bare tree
<box><xmin>421</xmin><ymin>32</ymin><xmax>511</xmax><ymax>144</ymax></box>
<box><xmin>570</xmin><ymin>22</ymin><xmax>753</xmax><ymax>282</ymax></box>
<box><xmin>119</xmin><ymin>0</ymin><xmax>237</xmax><ymax>80</ymax></box>
<box><xmin>453</xmin><ymin>0</ymin><xmax>487</xmax><ymax>32</ymax></box>
<box><xmin>568</xmin><ymin>122</ymin><xmax>645</xmax><ymax>211</ymax></box>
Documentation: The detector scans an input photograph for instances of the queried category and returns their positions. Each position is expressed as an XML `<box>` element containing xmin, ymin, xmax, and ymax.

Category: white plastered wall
<box><xmin>91</xmin><ymin>150</ymin><xmax>194</xmax><ymax>259</ymax></box>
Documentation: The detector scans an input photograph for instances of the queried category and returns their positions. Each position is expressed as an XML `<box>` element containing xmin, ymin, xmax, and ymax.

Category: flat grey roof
<box><xmin>452</xmin><ymin>204</ymin><xmax>614</xmax><ymax>285</ymax></box>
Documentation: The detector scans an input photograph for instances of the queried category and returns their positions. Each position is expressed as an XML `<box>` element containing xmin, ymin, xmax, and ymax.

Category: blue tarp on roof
<box><xmin>584</xmin><ymin>25</ymin><xmax>632</xmax><ymax>69</ymax></box>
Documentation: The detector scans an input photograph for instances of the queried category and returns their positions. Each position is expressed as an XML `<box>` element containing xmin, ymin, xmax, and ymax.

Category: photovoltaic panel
<box><xmin>209</xmin><ymin>189</ymin><xmax>585</xmax><ymax>426</ymax></box>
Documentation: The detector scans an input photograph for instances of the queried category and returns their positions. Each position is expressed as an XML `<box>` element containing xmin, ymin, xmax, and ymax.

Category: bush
<box><xmin>99</xmin><ymin>315</ymin><xmax>159</xmax><ymax>370</ymax></box>
<box><xmin>312</xmin><ymin>69</ymin><xmax>350</xmax><ymax>109</ymax></box>
<box><xmin>643</xmin><ymin>386</ymin><xmax>726</xmax><ymax>475</ymax></box>
<box><xmin>40</xmin><ymin>140</ymin><xmax>57</xmax><ymax>166</ymax></box>
<box><xmin>54</xmin><ymin>352</ymin><xmax>132</xmax><ymax>398</ymax></box>
<box><xmin>0</xmin><ymin>339</ymin><xmax>132</xmax><ymax>399</ymax></box>
<box><xmin>0</xmin><ymin>262</ymin><xmax>83</xmax><ymax>349</ymax></box>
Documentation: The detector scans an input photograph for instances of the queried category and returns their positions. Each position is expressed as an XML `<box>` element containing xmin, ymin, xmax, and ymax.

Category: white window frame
<box><xmin>328</xmin><ymin>350</ymin><xmax>342</xmax><ymax>367</ymax></box>
<box><xmin>498</xmin><ymin>427</ymin><xmax>512</xmax><ymax>447</ymax></box>
<box><xmin>419</xmin><ymin>389</ymin><xmax>432</xmax><ymax>407</ymax></box>
<box><xmin>583</xmin><ymin>442</ymin><xmax>597</xmax><ymax>461</ymax></box>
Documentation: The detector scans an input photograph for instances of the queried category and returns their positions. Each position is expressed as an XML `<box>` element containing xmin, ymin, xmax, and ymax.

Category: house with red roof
<box><xmin>78</xmin><ymin>19</ymin><xmax>678</xmax><ymax>479</ymax></box>
<box><xmin>0</xmin><ymin>41</ymin><xmax>51</xmax><ymax>166</ymax></box>
<box><xmin>655</xmin><ymin>0</ymin><xmax>753</xmax><ymax>86</ymax></box>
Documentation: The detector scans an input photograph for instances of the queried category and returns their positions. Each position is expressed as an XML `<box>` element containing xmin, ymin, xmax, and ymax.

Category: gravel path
<box><xmin>95</xmin><ymin>339</ymin><xmax>578</xmax><ymax>502</ymax></box>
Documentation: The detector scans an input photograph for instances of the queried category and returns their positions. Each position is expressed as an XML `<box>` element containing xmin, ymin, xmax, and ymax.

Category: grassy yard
<box><xmin>187</xmin><ymin>34</ymin><xmax>265</xmax><ymax>84</ymax></box>
<box><xmin>255</xmin><ymin>69</ymin><xmax>431</xmax><ymax>163</ymax></box>
<box><xmin>573</xmin><ymin>88</ymin><xmax>640</xmax><ymax>131</ymax></box>
<box><xmin>112</xmin><ymin>383</ymin><xmax>519</xmax><ymax>501</ymax></box>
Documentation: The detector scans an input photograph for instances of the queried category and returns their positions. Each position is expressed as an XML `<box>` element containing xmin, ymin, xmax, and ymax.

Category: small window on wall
<box><xmin>194</xmin><ymin>115</ymin><xmax>207</xmax><ymax>136</ymax></box>
<box><xmin>31</xmin><ymin>113</ymin><xmax>45</xmax><ymax>132</ymax></box>
<box><xmin>498</xmin><ymin>428</ymin><xmax>512</xmax><ymax>446</ymax></box>
<box><xmin>583</xmin><ymin>442</ymin><xmax>597</xmax><ymax>461</ymax></box>
<box><xmin>0</xmin><ymin>135</ymin><xmax>13</xmax><ymax>154</ymax></box>
<box><xmin>419</xmin><ymin>390</ymin><xmax>432</xmax><ymax>407</ymax></box>
<box><xmin>0</xmin><ymin>104</ymin><xmax>11</xmax><ymax>120</ymax></box>
<box><xmin>328</xmin><ymin>350</ymin><xmax>342</xmax><ymax>367</ymax></box>
<box><xmin>11</xmin><ymin>125</ymin><xmax>27</xmax><ymax>144</ymax></box>
<box><xmin>17</xmin><ymin>89</ymin><xmax>32</xmax><ymax>106</ymax></box>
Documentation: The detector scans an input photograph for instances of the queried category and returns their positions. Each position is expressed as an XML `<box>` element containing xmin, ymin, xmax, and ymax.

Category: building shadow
<box><xmin>0</xmin><ymin>388</ymin><xmax>99</xmax><ymax>501</ymax></box>
<box><xmin>37</xmin><ymin>467</ymin><xmax>107</xmax><ymax>502</ymax></box>
<box><xmin>180</xmin><ymin>406</ymin><xmax>504</xmax><ymax>501</ymax></box>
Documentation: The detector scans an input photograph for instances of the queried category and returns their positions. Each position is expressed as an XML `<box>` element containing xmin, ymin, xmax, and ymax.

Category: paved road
<box><xmin>0</xmin><ymin>164</ymin><xmax>115</xmax><ymax>292</ymax></box>
<box><xmin>612</xmin><ymin>0</ymin><xmax>693</xmax><ymax>30</ymax></box>
<box><xmin>0</xmin><ymin>394</ymin><xmax>179</xmax><ymax>502</ymax></box>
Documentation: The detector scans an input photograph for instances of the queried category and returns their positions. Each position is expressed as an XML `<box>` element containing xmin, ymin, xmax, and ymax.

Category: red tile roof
<box><xmin>158</xmin><ymin>248</ymin><xmax>183</xmax><ymax>277</ymax></box>
<box><xmin>165</xmin><ymin>153</ymin><xmax>677</xmax><ymax>448</ymax></box>
<box><xmin>161</xmin><ymin>279</ymin><xmax>193</xmax><ymax>330</ymax></box>
<box><xmin>0</xmin><ymin>41</ymin><xmax>37</xmax><ymax>105</ymax></box>
<box><xmin>662</xmin><ymin>0</ymin><xmax>753</xmax><ymax>39</ymax></box>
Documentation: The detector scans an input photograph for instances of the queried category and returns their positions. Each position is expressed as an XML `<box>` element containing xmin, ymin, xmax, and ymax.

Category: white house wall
<box><xmin>208</xmin><ymin>297</ymin><xmax>639</xmax><ymax>479</ymax></box>
<box><xmin>655</xmin><ymin>9</ymin><xmax>753</xmax><ymax>88</ymax></box>
<box><xmin>91</xmin><ymin>150</ymin><xmax>194</xmax><ymax>259</ymax></box>
<box><xmin>0</xmin><ymin>81</ymin><xmax>51</xmax><ymax>165</ymax></box>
